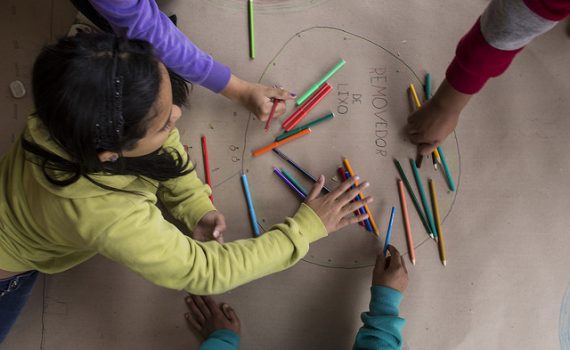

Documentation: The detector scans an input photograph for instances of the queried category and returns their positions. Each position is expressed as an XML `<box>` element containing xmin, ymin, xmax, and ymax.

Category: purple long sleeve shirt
<box><xmin>88</xmin><ymin>0</ymin><xmax>231</xmax><ymax>93</ymax></box>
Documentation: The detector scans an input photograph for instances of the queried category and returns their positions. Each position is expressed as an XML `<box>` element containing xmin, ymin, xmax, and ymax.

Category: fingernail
<box><xmin>290</xmin><ymin>92</ymin><xmax>297</xmax><ymax>97</ymax></box>
<box><xmin>354</xmin><ymin>175</ymin><xmax>360</xmax><ymax>180</ymax></box>
<box><xmin>186</xmin><ymin>297</ymin><xmax>191</xmax><ymax>302</ymax></box>
<box><xmin>213</xmin><ymin>230</ymin><xmax>220</xmax><ymax>238</ymax></box>
<box><xmin>368</xmin><ymin>197</ymin><xmax>374</xmax><ymax>202</ymax></box>
<box><xmin>109</xmin><ymin>154</ymin><xmax>119</xmax><ymax>162</ymax></box>
<box><xmin>364</xmin><ymin>182</ymin><xmax>370</xmax><ymax>187</ymax></box>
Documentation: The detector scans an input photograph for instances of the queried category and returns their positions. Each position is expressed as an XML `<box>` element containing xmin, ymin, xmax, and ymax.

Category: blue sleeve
<box><xmin>88</xmin><ymin>0</ymin><xmax>231</xmax><ymax>92</ymax></box>
<box><xmin>353</xmin><ymin>286</ymin><xmax>406</xmax><ymax>350</ymax></box>
<box><xmin>199</xmin><ymin>329</ymin><xmax>240</xmax><ymax>350</ymax></box>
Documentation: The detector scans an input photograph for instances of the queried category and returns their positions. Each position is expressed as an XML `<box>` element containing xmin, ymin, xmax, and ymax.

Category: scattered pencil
<box><xmin>344</xmin><ymin>169</ymin><xmax>373</xmax><ymax>232</ymax></box>
<box><xmin>424</xmin><ymin>73</ymin><xmax>432</xmax><ymax>99</ymax></box>
<box><xmin>272</xmin><ymin>148</ymin><xmax>332</xmax><ymax>193</ymax></box>
<box><xmin>409</xmin><ymin>83</ymin><xmax>422</xmax><ymax>109</ymax></box>
<box><xmin>280</xmin><ymin>168</ymin><xmax>308</xmax><ymax>197</ymax></box>
<box><xmin>397</xmin><ymin>180</ymin><xmax>416</xmax><ymax>265</ymax></box>
<box><xmin>264</xmin><ymin>98</ymin><xmax>280</xmax><ymax>132</ymax></box>
<box><xmin>338</xmin><ymin>167</ymin><xmax>364</xmax><ymax>228</ymax></box>
<box><xmin>252</xmin><ymin>128</ymin><xmax>312</xmax><ymax>157</ymax></box>
<box><xmin>343</xmin><ymin>158</ymin><xmax>380</xmax><ymax>237</ymax></box>
<box><xmin>432</xmin><ymin>155</ymin><xmax>438</xmax><ymax>171</ymax></box>
<box><xmin>438</xmin><ymin>145</ymin><xmax>456</xmax><ymax>192</ymax></box>
<box><xmin>276</xmin><ymin>113</ymin><xmax>334</xmax><ymax>142</ymax></box>
<box><xmin>273</xmin><ymin>167</ymin><xmax>306</xmax><ymax>199</ymax></box>
<box><xmin>429</xmin><ymin>179</ymin><xmax>446</xmax><ymax>266</ymax></box>
<box><xmin>201</xmin><ymin>135</ymin><xmax>213</xmax><ymax>202</ymax></box>
<box><xmin>383</xmin><ymin>207</ymin><xmax>396</xmax><ymax>256</ymax></box>
<box><xmin>241</xmin><ymin>173</ymin><xmax>260</xmax><ymax>236</ymax></box>
<box><xmin>415</xmin><ymin>153</ymin><xmax>424</xmax><ymax>168</ymax></box>
<box><xmin>410</xmin><ymin>159</ymin><xmax>438</xmax><ymax>237</ymax></box>
<box><xmin>393</xmin><ymin>159</ymin><xmax>432</xmax><ymax>237</ymax></box>
<box><xmin>282</xmin><ymin>83</ymin><xmax>331</xmax><ymax>130</ymax></box>
<box><xmin>284</xmin><ymin>84</ymin><xmax>332</xmax><ymax>131</ymax></box>
<box><xmin>248</xmin><ymin>0</ymin><xmax>255</xmax><ymax>59</ymax></box>
<box><xmin>296</xmin><ymin>59</ymin><xmax>346</xmax><ymax>106</ymax></box>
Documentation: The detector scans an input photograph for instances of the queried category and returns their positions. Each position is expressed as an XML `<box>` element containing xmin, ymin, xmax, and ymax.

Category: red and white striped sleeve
<box><xmin>446</xmin><ymin>0</ymin><xmax>570</xmax><ymax>94</ymax></box>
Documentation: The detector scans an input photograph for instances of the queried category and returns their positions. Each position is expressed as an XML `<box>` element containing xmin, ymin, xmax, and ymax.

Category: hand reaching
<box><xmin>191</xmin><ymin>211</ymin><xmax>226</xmax><ymax>243</ymax></box>
<box><xmin>372</xmin><ymin>245</ymin><xmax>409</xmax><ymax>293</ymax></box>
<box><xmin>185</xmin><ymin>295</ymin><xmax>241</xmax><ymax>339</ymax></box>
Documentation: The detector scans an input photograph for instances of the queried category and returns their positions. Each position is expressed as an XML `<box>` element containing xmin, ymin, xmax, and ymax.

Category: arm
<box><xmin>408</xmin><ymin>0</ymin><xmax>570</xmax><ymax>155</ymax></box>
<box><xmin>199</xmin><ymin>330</ymin><xmax>240</xmax><ymax>350</ymax></box>
<box><xmin>353</xmin><ymin>286</ymin><xmax>406</xmax><ymax>350</ymax></box>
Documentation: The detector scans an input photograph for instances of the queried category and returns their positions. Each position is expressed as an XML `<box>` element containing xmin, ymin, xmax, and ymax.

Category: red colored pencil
<box><xmin>201</xmin><ymin>135</ymin><xmax>213</xmax><ymax>202</ymax></box>
<box><xmin>282</xmin><ymin>83</ymin><xmax>330</xmax><ymax>130</ymax></box>
<box><xmin>264</xmin><ymin>98</ymin><xmax>280</xmax><ymax>132</ymax></box>
<box><xmin>284</xmin><ymin>84</ymin><xmax>332</xmax><ymax>131</ymax></box>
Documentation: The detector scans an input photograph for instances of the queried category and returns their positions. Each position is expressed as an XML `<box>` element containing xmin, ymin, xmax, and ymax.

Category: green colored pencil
<box><xmin>248</xmin><ymin>0</ymin><xmax>255</xmax><ymax>59</ymax></box>
<box><xmin>280</xmin><ymin>168</ymin><xmax>308</xmax><ymax>197</ymax></box>
<box><xmin>393</xmin><ymin>159</ymin><xmax>432</xmax><ymax>237</ymax></box>
<box><xmin>296</xmin><ymin>59</ymin><xmax>346</xmax><ymax>106</ymax></box>
<box><xmin>410</xmin><ymin>159</ymin><xmax>437</xmax><ymax>237</ymax></box>
<box><xmin>437</xmin><ymin>146</ymin><xmax>456</xmax><ymax>192</ymax></box>
<box><xmin>275</xmin><ymin>113</ymin><xmax>334</xmax><ymax>142</ymax></box>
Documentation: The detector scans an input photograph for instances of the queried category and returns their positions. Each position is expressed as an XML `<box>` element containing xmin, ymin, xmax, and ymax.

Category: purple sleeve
<box><xmin>88</xmin><ymin>0</ymin><xmax>231</xmax><ymax>93</ymax></box>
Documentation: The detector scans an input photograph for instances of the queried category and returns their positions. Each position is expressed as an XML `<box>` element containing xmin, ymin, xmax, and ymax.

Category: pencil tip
<box><xmin>443</xmin><ymin>260</ymin><xmax>447</xmax><ymax>266</ymax></box>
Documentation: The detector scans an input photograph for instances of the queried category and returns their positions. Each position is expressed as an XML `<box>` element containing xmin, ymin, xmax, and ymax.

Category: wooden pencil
<box><xmin>272</xmin><ymin>148</ymin><xmax>332</xmax><ymax>193</ymax></box>
<box><xmin>264</xmin><ymin>98</ymin><xmax>279</xmax><ymax>132</ymax></box>
<box><xmin>201</xmin><ymin>135</ymin><xmax>212</xmax><ymax>202</ymax></box>
<box><xmin>343</xmin><ymin>158</ymin><xmax>380</xmax><ymax>237</ymax></box>
<box><xmin>410</xmin><ymin>159</ymin><xmax>438</xmax><ymax>237</ymax></box>
<box><xmin>252</xmin><ymin>128</ymin><xmax>311</xmax><ymax>157</ymax></box>
<box><xmin>429</xmin><ymin>179</ymin><xmax>446</xmax><ymax>266</ymax></box>
<box><xmin>397</xmin><ymin>180</ymin><xmax>416</xmax><ymax>265</ymax></box>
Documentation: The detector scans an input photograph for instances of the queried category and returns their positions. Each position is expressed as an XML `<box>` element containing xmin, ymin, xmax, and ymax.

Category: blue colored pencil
<box><xmin>241</xmin><ymin>173</ymin><xmax>260</xmax><ymax>236</ymax></box>
<box><xmin>410</xmin><ymin>159</ymin><xmax>438</xmax><ymax>237</ymax></box>
<box><xmin>383</xmin><ymin>207</ymin><xmax>396</xmax><ymax>256</ymax></box>
<box><xmin>437</xmin><ymin>146</ymin><xmax>456</xmax><ymax>192</ymax></box>
<box><xmin>273</xmin><ymin>167</ymin><xmax>307</xmax><ymax>200</ymax></box>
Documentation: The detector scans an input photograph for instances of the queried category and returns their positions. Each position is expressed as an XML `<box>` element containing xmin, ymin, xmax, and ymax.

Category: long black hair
<box><xmin>24</xmin><ymin>32</ymin><xmax>193</xmax><ymax>189</ymax></box>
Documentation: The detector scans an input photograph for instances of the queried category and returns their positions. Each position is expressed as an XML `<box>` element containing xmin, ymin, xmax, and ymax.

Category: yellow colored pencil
<box><xmin>410</xmin><ymin>83</ymin><xmax>442</xmax><ymax>167</ymax></box>
<box><xmin>429</xmin><ymin>179</ymin><xmax>446</xmax><ymax>266</ymax></box>
<box><xmin>342</xmin><ymin>158</ymin><xmax>380</xmax><ymax>237</ymax></box>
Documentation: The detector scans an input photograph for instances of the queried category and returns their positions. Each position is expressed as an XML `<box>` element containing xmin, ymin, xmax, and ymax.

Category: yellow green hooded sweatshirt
<box><xmin>0</xmin><ymin>116</ymin><xmax>327</xmax><ymax>294</ymax></box>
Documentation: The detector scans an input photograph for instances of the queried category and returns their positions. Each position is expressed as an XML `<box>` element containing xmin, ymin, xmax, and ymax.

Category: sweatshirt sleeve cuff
<box><xmin>200</xmin><ymin>60</ymin><xmax>232</xmax><ymax>93</ymax></box>
<box><xmin>369</xmin><ymin>285</ymin><xmax>403</xmax><ymax>316</ymax></box>
<box><xmin>290</xmin><ymin>203</ymin><xmax>328</xmax><ymax>243</ymax></box>
<box><xmin>445</xmin><ymin>56</ymin><xmax>489</xmax><ymax>94</ymax></box>
<box><xmin>208</xmin><ymin>329</ymin><xmax>240</xmax><ymax>346</ymax></box>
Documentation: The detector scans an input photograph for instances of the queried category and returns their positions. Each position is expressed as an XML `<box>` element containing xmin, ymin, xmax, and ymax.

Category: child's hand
<box><xmin>221</xmin><ymin>75</ymin><xmax>295</xmax><ymax>121</ymax></box>
<box><xmin>191</xmin><ymin>211</ymin><xmax>226</xmax><ymax>243</ymax></box>
<box><xmin>305</xmin><ymin>175</ymin><xmax>372</xmax><ymax>233</ymax></box>
<box><xmin>372</xmin><ymin>245</ymin><xmax>409</xmax><ymax>293</ymax></box>
<box><xmin>185</xmin><ymin>295</ymin><xmax>241</xmax><ymax>339</ymax></box>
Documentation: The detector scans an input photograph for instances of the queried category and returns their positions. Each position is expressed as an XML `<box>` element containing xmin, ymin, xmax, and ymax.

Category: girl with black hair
<box><xmin>0</xmin><ymin>33</ymin><xmax>371</xmax><ymax>342</ymax></box>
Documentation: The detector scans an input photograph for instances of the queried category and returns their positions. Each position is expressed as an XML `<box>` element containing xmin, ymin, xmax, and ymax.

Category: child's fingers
<box><xmin>192</xmin><ymin>295</ymin><xmax>212</xmax><ymax>319</ymax></box>
<box><xmin>213</xmin><ymin>214</ymin><xmax>226</xmax><ymax>244</ymax></box>
<box><xmin>221</xmin><ymin>303</ymin><xmax>240</xmax><ymax>325</ymax></box>
<box><xmin>338</xmin><ymin>213</ymin><xmax>369</xmax><ymax>229</ymax></box>
<box><xmin>203</xmin><ymin>296</ymin><xmax>221</xmax><ymax>316</ymax></box>
<box><xmin>186</xmin><ymin>296</ymin><xmax>206</xmax><ymax>324</ymax></box>
<box><xmin>400</xmin><ymin>255</ymin><xmax>408</xmax><ymax>274</ymax></box>
<box><xmin>330</xmin><ymin>176</ymin><xmax>358</xmax><ymax>200</ymax></box>
<box><xmin>274</xmin><ymin>100</ymin><xmax>287</xmax><ymax>116</ymax></box>
<box><xmin>269</xmin><ymin>86</ymin><xmax>296</xmax><ymax>101</ymax></box>
<box><xmin>185</xmin><ymin>312</ymin><xmax>203</xmax><ymax>332</ymax></box>
<box><xmin>306</xmin><ymin>175</ymin><xmax>325</xmax><ymax>201</ymax></box>
<box><xmin>417</xmin><ymin>142</ymin><xmax>438</xmax><ymax>156</ymax></box>
<box><xmin>341</xmin><ymin>196</ymin><xmax>373</xmax><ymax>217</ymax></box>
<box><xmin>336</xmin><ymin>181</ymin><xmax>369</xmax><ymax>205</ymax></box>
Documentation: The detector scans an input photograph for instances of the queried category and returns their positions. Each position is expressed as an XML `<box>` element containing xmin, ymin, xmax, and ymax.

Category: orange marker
<box><xmin>252</xmin><ymin>128</ymin><xmax>312</xmax><ymax>157</ymax></box>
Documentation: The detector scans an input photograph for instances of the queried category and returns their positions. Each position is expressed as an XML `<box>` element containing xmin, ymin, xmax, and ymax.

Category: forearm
<box><xmin>429</xmin><ymin>79</ymin><xmax>472</xmax><ymax>116</ymax></box>
<box><xmin>199</xmin><ymin>330</ymin><xmax>240</xmax><ymax>350</ymax></box>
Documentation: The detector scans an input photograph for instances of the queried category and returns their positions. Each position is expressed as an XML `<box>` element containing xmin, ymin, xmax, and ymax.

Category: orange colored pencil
<box><xmin>397</xmin><ymin>180</ymin><xmax>415</xmax><ymax>265</ymax></box>
<box><xmin>342</xmin><ymin>158</ymin><xmax>380</xmax><ymax>237</ymax></box>
<box><xmin>252</xmin><ymin>128</ymin><xmax>312</xmax><ymax>157</ymax></box>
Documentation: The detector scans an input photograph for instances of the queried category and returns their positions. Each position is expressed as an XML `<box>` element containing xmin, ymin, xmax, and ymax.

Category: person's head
<box><xmin>25</xmin><ymin>32</ymin><xmax>192</xmax><ymax>188</ymax></box>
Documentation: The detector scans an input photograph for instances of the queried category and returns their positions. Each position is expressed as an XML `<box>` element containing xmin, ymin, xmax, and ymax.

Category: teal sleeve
<box><xmin>353</xmin><ymin>286</ymin><xmax>406</xmax><ymax>350</ymax></box>
<box><xmin>199</xmin><ymin>329</ymin><xmax>240</xmax><ymax>350</ymax></box>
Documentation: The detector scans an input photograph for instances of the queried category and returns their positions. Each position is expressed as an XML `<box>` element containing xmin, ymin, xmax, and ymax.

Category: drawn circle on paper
<box><xmin>205</xmin><ymin>0</ymin><xmax>331</xmax><ymax>12</ymax></box>
<box><xmin>242</xmin><ymin>27</ymin><xmax>461</xmax><ymax>268</ymax></box>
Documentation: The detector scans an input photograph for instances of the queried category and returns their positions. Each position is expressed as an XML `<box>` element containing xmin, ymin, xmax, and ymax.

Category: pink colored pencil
<box><xmin>264</xmin><ymin>98</ymin><xmax>280</xmax><ymax>132</ymax></box>
<box><xmin>282</xmin><ymin>83</ymin><xmax>330</xmax><ymax>129</ymax></box>
<box><xmin>397</xmin><ymin>180</ymin><xmax>415</xmax><ymax>265</ymax></box>
<box><xmin>201</xmin><ymin>135</ymin><xmax>213</xmax><ymax>202</ymax></box>
<box><xmin>284</xmin><ymin>84</ymin><xmax>332</xmax><ymax>131</ymax></box>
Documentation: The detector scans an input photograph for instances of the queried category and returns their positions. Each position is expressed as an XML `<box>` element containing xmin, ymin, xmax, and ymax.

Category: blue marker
<box><xmin>383</xmin><ymin>207</ymin><xmax>396</xmax><ymax>256</ymax></box>
<box><xmin>241</xmin><ymin>173</ymin><xmax>260</xmax><ymax>236</ymax></box>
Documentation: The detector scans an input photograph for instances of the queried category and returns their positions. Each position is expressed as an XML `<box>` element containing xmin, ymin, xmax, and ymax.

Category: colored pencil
<box><xmin>338</xmin><ymin>167</ymin><xmax>364</xmax><ymax>228</ymax></box>
<box><xmin>264</xmin><ymin>98</ymin><xmax>279</xmax><ymax>132</ymax></box>
<box><xmin>252</xmin><ymin>128</ymin><xmax>312</xmax><ymax>157</ymax></box>
<box><xmin>424</xmin><ymin>73</ymin><xmax>432</xmax><ymax>99</ymax></box>
<box><xmin>282</xmin><ymin>83</ymin><xmax>330</xmax><ymax>129</ymax></box>
<box><xmin>409</xmin><ymin>83</ymin><xmax>421</xmax><ymax>109</ymax></box>
<box><xmin>296</xmin><ymin>59</ymin><xmax>346</xmax><ymax>106</ymax></box>
<box><xmin>284</xmin><ymin>84</ymin><xmax>332</xmax><ymax>131</ymax></box>
<box><xmin>343</xmin><ymin>158</ymin><xmax>380</xmax><ymax>237</ymax></box>
<box><xmin>383</xmin><ymin>207</ymin><xmax>396</xmax><ymax>256</ymax></box>
<box><xmin>281</xmin><ymin>168</ymin><xmax>308</xmax><ymax>197</ymax></box>
<box><xmin>241</xmin><ymin>173</ymin><xmax>260</xmax><ymax>236</ymax></box>
<box><xmin>272</xmin><ymin>148</ymin><xmax>332</xmax><ymax>193</ymax></box>
<box><xmin>201</xmin><ymin>135</ymin><xmax>213</xmax><ymax>202</ymax></box>
<box><xmin>343</xmin><ymin>169</ymin><xmax>373</xmax><ymax>231</ymax></box>
<box><xmin>438</xmin><ymin>146</ymin><xmax>456</xmax><ymax>192</ymax></box>
<box><xmin>248</xmin><ymin>0</ymin><xmax>255</xmax><ymax>59</ymax></box>
<box><xmin>397</xmin><ymin>180</ymin><xmax>416</xmax><ymax>265</ymax></box>
<box><xmin>393</xmin><ymin>159</ymin><xmax>432</xmax><ymax>237</ymax></box>
<box><xmin>429</xmin><ymin>179</ymin><xmax>446</xmax><ymax>266</ymax></box>
<box><xmin>410</xmin><ymin>159</ymin><xmax>437</xmax><ymax>237</ymax></box>
<box><xmin>276</xmin><ymin>113</ymin><xmax>334</xmax><ymax>142</ymax></box>
<box><xmin>273</xmin><ymin>167</ymin><xmax>306</xmax><ymax>199</ymax></box>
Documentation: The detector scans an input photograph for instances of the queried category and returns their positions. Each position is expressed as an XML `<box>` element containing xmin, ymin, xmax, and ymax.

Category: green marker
<box><xmin>280</xmin><ymin>168</ymin><xmax>308</xmax><ymax>197</ymax></box>
<box><xmin>248</xmin><ymin>0</ymin><xmax>255</xmax><ymax>59</ymax></box>
<box><xmin>296</xmin><ymin>59</ymin><xmax>346</xmax><ymax>106</ymax></box>
<box><xmin>275</xmin><ymin>113</ymin><xmax>335</xmax><ymax>142</ymax></box>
